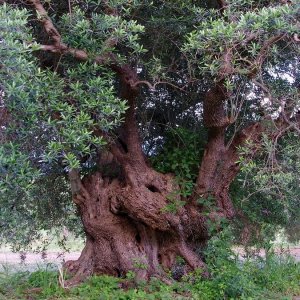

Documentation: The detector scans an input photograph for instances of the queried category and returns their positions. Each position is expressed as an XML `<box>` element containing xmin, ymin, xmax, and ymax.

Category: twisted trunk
<box><xmin>18</xmin><ymin>0</ymin><xmax>300</xmax><ymax>287</ymax></box>
<box><xmin>64</xmin><ymin>165</ymin><xmax>208</xmax><ymax>286</ymax></box>
<box><xmin>193</xmin><ymin>83</ymin><xmax>237</xmax><ymax>221</ymax></box>
<box><xmin>62</xmin><ymin>74</ymin><xmax>264</xmax><ymax>286</ymax></box>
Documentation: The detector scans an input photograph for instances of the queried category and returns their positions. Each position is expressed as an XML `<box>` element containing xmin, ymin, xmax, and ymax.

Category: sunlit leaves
<box><xmin>0</xmin><ymin>5</ymin><xmax>127</xmax><ymax>176</ymax></box>
<box><xmin>183</xmin><ymin>3</ymin><xmax>298</xmax><ymax>77</ymax></box>
<box><xmin>59</xmin><ymin>6</ymin><xmax>146</xmax><ymax>57</ymax></box>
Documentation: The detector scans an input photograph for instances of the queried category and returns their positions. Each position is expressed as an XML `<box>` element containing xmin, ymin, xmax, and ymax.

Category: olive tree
<box><xmin>0</xmin><ymin>0</ymin><xmax>299</xmax><ymax>285</ymax></box>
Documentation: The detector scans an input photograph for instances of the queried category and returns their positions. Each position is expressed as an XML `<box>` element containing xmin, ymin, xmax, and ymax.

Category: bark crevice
<box><xmin>64</xmin><ymin>166</ymin><xmax>209</xmax><ymax>285</ymax></box>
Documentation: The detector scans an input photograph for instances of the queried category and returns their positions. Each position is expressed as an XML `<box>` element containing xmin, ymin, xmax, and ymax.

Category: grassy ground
<box><xmin>0</xmin><ymin>252</ymin><xmax>299</xmax><ymax>300</ymax></box>
<box><xmin>1</xmin><ymin>231</ymin><xmax>299</xmax><ymax>299</ymax></box>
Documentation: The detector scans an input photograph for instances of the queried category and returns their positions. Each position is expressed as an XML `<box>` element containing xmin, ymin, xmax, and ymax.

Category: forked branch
<box><xmin>28</xmin><ymin>0</ymin><xmax>117</xmax><ymax>63</ymax></box>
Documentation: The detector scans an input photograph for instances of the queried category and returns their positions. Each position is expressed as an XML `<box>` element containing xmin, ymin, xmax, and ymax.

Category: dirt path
<box><xmin>0</xmin><ymin>251</ymin><xmax>81</xmax><ymax>272</ymax></box>
<box><xmin>235</xmin><ymin>247</ymin><xmax>300</xmax><ymax>261</ymax></box>
<box><xmin>287</xmin><ymin>247</ymin><xmax>300</xmax><ymax>261</ymax></box>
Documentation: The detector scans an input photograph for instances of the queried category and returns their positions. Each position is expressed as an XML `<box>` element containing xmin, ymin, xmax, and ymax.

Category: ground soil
<box><xmin>0</xmin><ymin>251</ymin><xmax>81</xmax><ymax>271</ymax></box>
<box><xmin>235</xmin><ymin>247</ymin><xmax>300</xmax><ymax>261</ymax></box>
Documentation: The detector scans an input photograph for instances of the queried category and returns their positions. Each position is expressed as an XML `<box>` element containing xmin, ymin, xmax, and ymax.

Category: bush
<box><xmin>1</xmin><ymin>238</ymin><xmax>299</xmax><ymax>300</ymax></box>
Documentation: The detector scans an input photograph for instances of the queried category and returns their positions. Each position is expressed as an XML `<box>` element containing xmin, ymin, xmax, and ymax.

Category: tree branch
<box><xmin>68</xmin><ymin>169</ymin><xmax>90</xmax><ymax>204</ymax></box>
<box><xmin>227</xmin><ymin>112</ymin><xmax>300</xmax><ymax>168</ymax></box>
<box><xmin>132</xmin><ymin>80</ymin><xmax>188</xmax><ymax>92</ymax></box>
<box><xmin>39</xmin><ymin>44</ymin><xmax>89</xmax><ymax>60</ymax></box>
<box><xmin>203</xmin><ymin>82</ymin><xmax>231</xmax><ymax>128</ymax></box>
<box><xmin>248</xmin><ymin>34</ymin><xmax>286</xmax><ymax>78</ymax></box>
<box><xmin>28</xmin><ymin>0</ymin><xmax>117</xmax><ymax>64</ymax></box>
<box><xmin>217</xmin><ymin>0</ymin><xmax>228</xmax><ymax>14</ymax></box>
<box><xmin>28</xmin><ymin>0</ymin><xmax>62</xmax><ymax>45</ymax></box>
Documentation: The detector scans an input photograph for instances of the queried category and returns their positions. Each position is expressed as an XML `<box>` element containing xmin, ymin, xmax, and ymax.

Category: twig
<box><xmin>280</xmin><ymin>99</ymin><xmax>300</xmax><ymax>135</ymax></box>
<box><xmin>68</xmin><ymin>0</ymin><xmax>72</xmax><ymax>19</ymax></box>
<box><xmin>252</xmin><ymin>78</ymin><xmax>274</xmax><ymax>104</ymax></box>
<box><xmin>132</xmin><ymin>80</ymin><xmax>188</xmax><ymax>92</ymax></box>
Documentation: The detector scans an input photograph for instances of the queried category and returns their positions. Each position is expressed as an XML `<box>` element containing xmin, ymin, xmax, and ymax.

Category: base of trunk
<box><xmin>64</xmin><ymin>171</ymin><xmax>208</xmax><ymax>286</ymax></box>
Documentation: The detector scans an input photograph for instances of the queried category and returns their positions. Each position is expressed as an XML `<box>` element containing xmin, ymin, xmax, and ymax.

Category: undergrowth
<box><xmin>0</xmin><ymin>243</ymin><xmax>299</xmax><ymax>300</ymax></box>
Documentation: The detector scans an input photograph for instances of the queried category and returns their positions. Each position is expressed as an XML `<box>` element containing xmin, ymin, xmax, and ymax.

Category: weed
<box><xmin>0</xmin><ymin>247</ymin><xmax>299</xmax><ymax>300</ymax></box>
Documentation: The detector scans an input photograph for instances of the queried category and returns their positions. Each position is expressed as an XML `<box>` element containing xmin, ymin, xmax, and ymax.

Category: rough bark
<box><xmin>193</xmin><ymin>83</ymin><xmax>236</xmax><ymax>221</ymax></box>
<box><xmin>64</xmin><ymin>162</ymin><xmax>209</xmax><ymax>286</ymax></box>
<box><xmin>25</xmin><ymin>2</ymin><xmax>237</xmax><ymax>267</ymax></box>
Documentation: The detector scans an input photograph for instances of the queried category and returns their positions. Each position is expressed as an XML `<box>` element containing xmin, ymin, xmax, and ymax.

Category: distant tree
<box><xmin>0</xmin><ymin>0</ymin><xmax>299</xmax><ymax>285</ymax></box>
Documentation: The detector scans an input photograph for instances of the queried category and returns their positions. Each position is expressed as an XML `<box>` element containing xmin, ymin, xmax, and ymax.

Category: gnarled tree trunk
<box><xmin>64</xmin><ymin>165</ymin><xmax>208</xmax><ymax>286</ymax></box>
<box><xmin>62</xmin><ymin>69</ymin><xmax>263</xmax><ymax>286</ymax></box>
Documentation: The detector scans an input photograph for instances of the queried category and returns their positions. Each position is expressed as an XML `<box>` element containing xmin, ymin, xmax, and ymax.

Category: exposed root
<box><xmin>63</xmin><ymin>236</ymin><xmax>94</xmax><ymax>287</ymax></box>
<box><xmin>62</xmin><ymin>169</ymin><xmax>209</xmax><ymax>286</ymax></box>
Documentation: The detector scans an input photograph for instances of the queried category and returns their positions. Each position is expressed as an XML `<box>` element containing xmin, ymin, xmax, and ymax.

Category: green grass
<box><xmin>0</xmin><ymin>253</ymin><xmax>299</xmax><ymax>300</ymax></box>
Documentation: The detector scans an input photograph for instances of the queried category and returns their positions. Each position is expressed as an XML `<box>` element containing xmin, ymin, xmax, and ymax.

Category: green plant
<box><xmin>132</xmin><ymin>257</ymin><xmax>148</xmax><ymax>271</ymax></box>
<box><xmin>152</xmin><ymin>128</ymin><xmax>206</xmax><ymax>213</ymax></box>
<box><xmin>152</xmin><ymin>128</ymin><xmax>205</xmax><ymax>182</ymax></box>
<box><xmin>0</xmin><ymin>252</ymin><xmax>299</xmax><ymax>300</ymax></box>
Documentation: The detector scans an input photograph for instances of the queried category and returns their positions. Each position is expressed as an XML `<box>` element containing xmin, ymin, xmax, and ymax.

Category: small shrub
<box><xmin>0</xmin><ymin>246</ymin><xmax>299</xmax><ymax>300</ymax></box>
